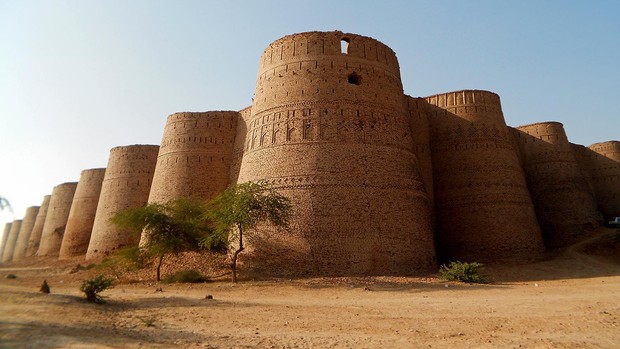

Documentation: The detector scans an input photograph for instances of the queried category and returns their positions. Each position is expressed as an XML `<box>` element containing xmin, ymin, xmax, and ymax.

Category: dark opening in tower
<box><xmin>348</xmin><ymin>72</ymin><xmax>361</xmax><ymax>85</ymax></box>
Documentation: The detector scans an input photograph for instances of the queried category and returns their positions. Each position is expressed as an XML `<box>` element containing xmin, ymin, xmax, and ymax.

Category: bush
<box><xmin>439</xmin><ymin>261</ymin><xmax>488</xmax><ymax>283</ymax></box>
<box><xmin>163</xmin><ymin>269</ymin><xmax>208</xmax><ymax>284</ymax></box>
<box><xmin>80</xmin><ymin>275</ymin><xmax>115</xmax><ymax>303</ymax></box>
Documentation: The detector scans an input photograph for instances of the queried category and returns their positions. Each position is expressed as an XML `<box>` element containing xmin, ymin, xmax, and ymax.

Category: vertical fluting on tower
<box><xmin>236</xmin><ymin>31</ymin><xmax>436</xmax><ymax>276</ymax></box>
<box><xmin>2</xmin><ymin>220</ymin><xmax>22</xmax><ymax>262</ymax></box>
<box><xmin>588</xmin><ymin>141</ymin><xmax>620</xmax><ymax>220</ymax></box>
<box><xmin>426</xmin><ymin>90</ymin><xmax>544</xmax><ymax>262</ymax></box>
<box><xmin>59</xmin><ymin>168</ymin><xmax>106</xmax><ymax>259</ymax></box>
<box><xmin>86</xmin><ymin>145</ymin><xmax>159</xmax><ymax>261</ymax></box>
<box><xmin>25</xmin><ymin>195</ymin><xmax>51</xmax><ymax>257</ymax></box>
<box><xmin>37</xmin><ymin>182</ymin><xmax>78</xmax><ymax>257</ymax></box>
<box><xmin>514</xmin><ymin>122</ymin><xmax>600</xmax><ymax>247</ymax></box>
<box><xmin>12</xmin><ymin>206</ymin><xmax>40</xmax><ymax>260</ymax></box>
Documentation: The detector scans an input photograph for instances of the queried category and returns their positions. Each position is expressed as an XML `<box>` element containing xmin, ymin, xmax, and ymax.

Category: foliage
<box><xmin>163</xmin><ymin>269</ymin><xmax>208</xmax><ymax>283</ymax></box>
<box><xmin>439</xmin><ymin>261</ymin><xmax>489</xmax><ymax>283</ymax></box>
<box><xmin>112</xmin><ymin>197</ymin><xmax>213</xmax><ymax>281</ymax></box>
<box><xmin>201</xmin><ymin>182</ymin><xmax>291</xmax><ymax>283</ymax></box>
<box><xmin>80</xmin><ymin>275</ymin><xmax>115</xmax><ymax>304</ymax></box>
<box><xmin>96</xmin><ymin>246</ymin><xmax>148</xmax><ymax>279</ymax></box>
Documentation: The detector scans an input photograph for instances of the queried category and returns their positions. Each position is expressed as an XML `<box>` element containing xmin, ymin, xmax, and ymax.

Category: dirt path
<box><xmin>1</xmin><ymin>231</ymin><xmax>619</xmax><ymax>348</ymax></box>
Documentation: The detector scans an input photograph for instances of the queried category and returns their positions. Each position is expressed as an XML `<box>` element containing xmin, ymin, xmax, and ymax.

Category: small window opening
<box><xmin>348</xmin><ymin>72</ymin><xmax>362</xmax><ymax>85</ymax></box>
<box><xmin>341</xmin><ymin>38</ymin><xmax>350</xmax><ymax>54</ymax></box>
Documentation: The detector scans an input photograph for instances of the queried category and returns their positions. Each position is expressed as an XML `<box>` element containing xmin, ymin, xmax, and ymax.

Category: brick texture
<box><xmin>25</xmin><ymin>195</ymin><xmax>51</xmax><ymax>257</ymax></box>
<box><xmin>37</xmin><ymin>182</ymin><xmax>78</xmax><ymax>257</ymax></box>
<box><xmin>11</xmin><ymin>206</ymin><xmax>40</xmax><ymax>260</ymax></box>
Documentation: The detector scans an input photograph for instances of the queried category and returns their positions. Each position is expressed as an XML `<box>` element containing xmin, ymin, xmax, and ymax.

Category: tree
<box><xmin>112</xmin><ymin>197</ymin><xmax>215</xmax><ymax>281</ymax></box>
<box><xmin>202</xmin><ymin>182</ymin><xmax>291</xmax><ymax>283</ymax></box>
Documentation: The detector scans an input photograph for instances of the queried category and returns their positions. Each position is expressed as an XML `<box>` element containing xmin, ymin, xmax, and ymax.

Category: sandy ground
<box><xmin>1</xmin><ymin>229</ymin><xmax>619</xmax><ymax>348</ymax></box>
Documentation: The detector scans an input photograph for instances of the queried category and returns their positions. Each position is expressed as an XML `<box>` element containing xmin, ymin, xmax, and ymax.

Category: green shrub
<box><xmin>163</xmin><ymin>269</ymin><xmax>208</xmax><ymax>284</ymax></box>
<box><xmin>80</xmin><ymin>275</ymin><xmax>115</xmax><ymax>303</ymax></box>
<box><xmin>439</xmin><ymin>261</ymin><xmax>488</xmax><ymax>283</ymax></box>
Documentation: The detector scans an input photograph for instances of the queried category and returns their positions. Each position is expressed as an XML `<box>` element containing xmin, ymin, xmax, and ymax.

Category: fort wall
<box><xmin>25</xmin><ymin>195</ymin><xmax>51</xmax><ymax>257</ymax></box>
<box><xmin>0</xmin><ymin>223</ymin><xmax>11</xmax><ymax>262</ymax></box>
<box><xmin>406</xmin><ymin>96</ymin><xmax>434</xmax><ymax>202</ymax></box>
<box><xmin>37</xmin><ymin>182</ymin><xmax>78</xmax><ymax>256</ymax></box>
<box><xmin>86</xmin><ymin>145</ymin><xmax>159</xmax><ymax>261</ymax></box>
<box><xmin>12</xmin><ymin>206</ymin><xmax>40</xmax><ymax>260</ymax></box>
<box><xmin>426</xmin><ymin>90</ymin><xmax>544</xmax><ymax>262</ymax></box>
<box><xmin>514</xmin><ymin>122</ymin><xmax>600</xmax><ymax>247</ymax></box>
<box><xmin>588</xmin><ymin>141</ymin><xmax>620</xmax><ymax>220</ymax></box>
<box><xmin>59</xmin><ymin>168</ymin><xmax>106</xmax><ymax>259</ymax></box>
<box><xmin>1</xmin><ymin>220</ymin><xmax>22</xmax><ymax>262</ymax></box>
<box><xmin>229</xmin><ymin>106</ymin><xmax>251</xmax><ymax>184</ymax></box>
<box><xmin>237</xmin><ymin>31</ymin><xmax>436</xmax><ymax>275</ymax></box>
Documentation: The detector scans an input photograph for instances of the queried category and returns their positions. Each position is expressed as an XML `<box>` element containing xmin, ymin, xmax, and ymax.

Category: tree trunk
<box><xmin>156</xmin><ymin>254</ymin><xmax>164</xmax><ymax>282</ymax></box>
<box><xmin>231</xmin><ymin>224</ymin><xmax>244</xmax><ymax>283</ymax></box>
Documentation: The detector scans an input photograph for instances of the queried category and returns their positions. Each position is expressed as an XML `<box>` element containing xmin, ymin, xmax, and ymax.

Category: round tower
<box><xmin>426</xmin><ymin>90</ymin><xmax>544</xmax><ymax>262</ymax></box>
<box><xmin>146</xmin><ymin>111</ymin><xmax>238</xmax><ymax>204</ymax></box>
<box><xmin>86</xmin><ymin>145</ymin><xmax>159</xmax><ymax>261</ymax></box>
<box><xmin>236</xmin><ymin>31</ymin><xmax>436</xmax><ymax>276</ymax></box>
<box><xmin>515</xmin><ymin>122</ymin><xmax>600</xmax><ymax>247</ymax></box>
<box><xmin>58</xmin><ymin>168</ymin><xmax>106</xmax><ymax>260</ymax></box>
<box><xmin>0</xmin><ymin>222</ymin><xmax>13</xmax><ymax>262</ymax></box>
<box><xmin>37</xmin><ymin>182</ymin><xmax>78</xmax><ymax>257</ymax></box>
<box><xmin>2</xmin><ymin>220</ymin><xmax>22</xmax><ymax>262</ymax></box>
<box><xmin>11</xmin><ymin>206</ymin><xmax>40</xmax><ymax>260</ymax></box>
<box><xmin>406</xmin><ymin>96</ymin><xmax>434</xmax><ymax>202</ymax></box>
<box><xmin>588</xmin><ymin>141</ymin><xmax>620</xmax><ymax>220</ymax></box>
<box><xmin>25</xmin><ymin>195</ymin><xmax>51</xmax><ymax>257</ymax></box>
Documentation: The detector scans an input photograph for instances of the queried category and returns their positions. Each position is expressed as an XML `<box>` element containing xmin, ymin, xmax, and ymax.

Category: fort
<box><xmin>1</xmin><ymin>31</ymin><xmax>618</xmax><ymax>277</ymax></box>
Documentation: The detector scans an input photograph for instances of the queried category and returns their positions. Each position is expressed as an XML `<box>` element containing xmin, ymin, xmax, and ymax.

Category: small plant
<box><xmin>80</xmin><ymin>275</ymin><xmax>115</xmax><ymax>304</ymax></box>
<box><xmin>5</xmin><ymin>274</ymin><xmax>17</xmax><ymax>279</ymax></box>
<box><xmin>163</xmin><ymin>269</ymin><xmax>208</xmax><ymax>283</ymax></box>
<box><xmin>439</xmin><ymin>261</ymin><xmax>488</xmax><ymax>283</ymax></box>
<box><xmin>138</xmin><ymin>316</ymin><xmax>157</xmax><ymax>327</ymax></box>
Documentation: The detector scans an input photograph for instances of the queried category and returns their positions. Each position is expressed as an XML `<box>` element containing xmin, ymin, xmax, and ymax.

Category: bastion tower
<box><xmin>1</xmin><ymin>220</ymin><xmax>21</xmax><ymax>262</ymax></box>
<box><xmin>426</xmin><ymin>90</ymin><xmax>544</xmax><ymax>262</ymax></box>
<box><xmin>86</xmin><ymin>145</ymin><xmax>159</xmax><ymax>261</ymax></box>
<box><xmin>37</xmin><ymin>182</ymin><xmax>78</xmax><ymax>257</ymax></box>
<box><xmin>514</xmin><ymin>122</ymin><xmax>600</xmax><ymax>247</ymax></box>
<box><xmin>59</xmin><ymin>168</ymin><xmax>106</xmax><ymax>259</ymax></box>
<box><xmin>12</xmin><ymin>206</ymin><xmax>40</xmax><ymax>260</ymax></box>
<box><xmin>236</xmin><ymin>31</ymin><xmax>436</xmax><ymax>275</ymax></box>
<box><xmin>588</xmin><ymin>141</ymin><xmax>620</xmax><ymax>220</ymax></box>
<box><xmin>146</xmin><ymin>112</ymin><xmax>238</xmax><ymax>204</ymax></box>
<box><xmin>25</xmin><ymin>195</ymin><xmax>51</xmax><ymax>257</ymax></box>
<box><xmin>0</xmin><ymin>223</ymin><xmax>11</xmax><ymax>262</ymax></box>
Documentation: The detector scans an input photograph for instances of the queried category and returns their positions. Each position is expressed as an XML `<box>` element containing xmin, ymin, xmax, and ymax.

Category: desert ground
<box><xmin>1</xmin><ymin>228</ymin><xmax>619</xmax><ymax>349</ymax></box>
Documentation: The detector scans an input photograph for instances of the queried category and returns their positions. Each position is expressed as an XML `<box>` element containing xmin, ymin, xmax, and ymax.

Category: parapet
<box><xmin>59</xmin><ymin>168</ymin><xmax>106</xmax><ymax>260</ymax></box>
<box><xmin>11</xmin><ymin>206</ymin><xmax>40</xmax><ymax>260</ymax></box>
<box><xmin>37</xmin><ymin>182</ymin><xmax>78</xmax><ymax>257</ymax></box>
<box><xmin>86</xmin><ymin>145</ymin><xmax>159</xmax><ymax>261</ymax></box>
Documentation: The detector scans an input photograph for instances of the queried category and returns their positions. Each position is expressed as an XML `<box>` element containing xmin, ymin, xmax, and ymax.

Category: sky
<box><xmin>1</xmin><ymin>0</ymin><xmax>619</xmax><ymax>229</ymax></box>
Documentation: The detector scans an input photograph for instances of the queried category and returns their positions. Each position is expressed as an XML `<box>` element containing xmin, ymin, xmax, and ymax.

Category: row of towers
<box><xmin>1</xmin><ymin>31</ymin><xmax>619</xmax><ymax>276</ymax></box>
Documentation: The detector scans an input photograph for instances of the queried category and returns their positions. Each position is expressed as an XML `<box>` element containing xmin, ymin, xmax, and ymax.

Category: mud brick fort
<box><xmin>1</xmin><ymin>31</ymin><xmax>619</xmax><ymax>276</ymax></box>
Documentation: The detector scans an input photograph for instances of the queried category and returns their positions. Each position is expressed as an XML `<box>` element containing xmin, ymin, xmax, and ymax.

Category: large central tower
<box><xmin>236</xmin><ymin>31</ymin><xmax>436</xmax><ymax>275</ymax></box>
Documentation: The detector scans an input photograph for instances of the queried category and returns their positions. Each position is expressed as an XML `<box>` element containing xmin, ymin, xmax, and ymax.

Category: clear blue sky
<box><xmin>1</xmin><ymin>0</ymin><xmax>619</xmax><ymax>229</ymax></box>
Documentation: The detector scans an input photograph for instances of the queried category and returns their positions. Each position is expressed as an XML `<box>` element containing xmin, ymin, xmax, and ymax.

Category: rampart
<box><xmin>86</xmin><ymin>145</ymin><xmax>159</xmax><ymax>261</ymax></box>
<box><xmin>25</xmin><ymin>195</ymin><xmax>51</xmax><ymax>257</ymax></box>
<box><xmin>37</xmin><ymin>182</ymin><xmax>78</xmax><ymax>257</ymax></box>
<box><xmin>12</xmin><ymin>206</ymin><xmax>40</xmax><ymax>260</ymax></box>
<box><xmin>1</xmin><ymin>221</ymin><xmax>21</xmax><ymax>262</ymax></box>
<box><xmin>236</xmin><ymin>31</ymin><xmax>435</xmax><ymax>275</ymax></box>
<box><xmin>425</xmin><ymin>90</ymin><xmax>544</xmax><ymax>262</ymax></box>
<box><xmin>514</xmin><ymin>122</ymin><xmax>600</xmax><ymax>247</ymax></box>
<box><xmin>59</xmin><ymin>168</ymin><xmax>106</xmax><ymax>259</ymax></box>
<box><xmin>588</xmin><ymin>141</ymin><xmax>620</xmax><ymax>220</ymax></box>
